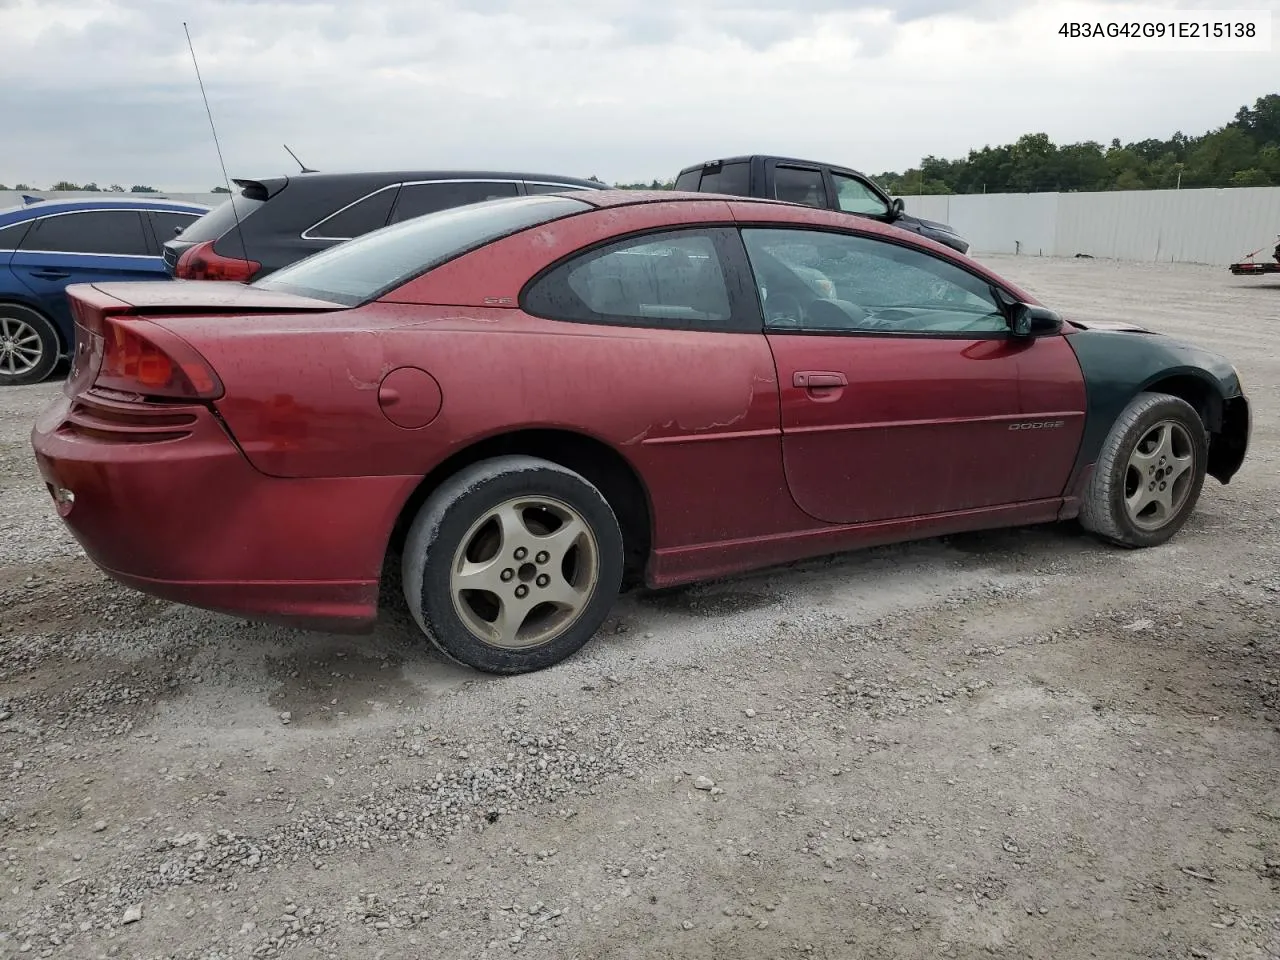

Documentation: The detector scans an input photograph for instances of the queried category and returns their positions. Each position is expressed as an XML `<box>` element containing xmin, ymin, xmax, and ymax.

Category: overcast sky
<box><xmin>0</xmin><ymin>0</ymin><xmax>1276</xmax><ymax>190</ymax></box>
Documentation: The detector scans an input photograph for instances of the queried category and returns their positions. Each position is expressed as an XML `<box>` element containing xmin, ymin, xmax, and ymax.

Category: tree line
<box><xmin>0</xmin><ymin>182</ymin><xmax>163</xmax><ymax>193</ymax></box>
<box><xmin>875</xmin><ymin>94</ymin><xmax>1279</xmax><ymax>195</ymax></box>
<box><xmin>608</xmin><ymin>93</ymin><xmax>1280</xmax><ymax>196</ymax></box>
<box><xmin>0</xmin><ymin>182</ymin><xmax>228</xmax><ymax>194</ymax></box>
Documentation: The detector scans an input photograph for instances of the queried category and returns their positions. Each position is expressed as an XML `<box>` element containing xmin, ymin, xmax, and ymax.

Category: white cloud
<box><xmin>0</xmin><ymin>0</ymin><xmax>1275</xmax><ymax>189</ymax></box>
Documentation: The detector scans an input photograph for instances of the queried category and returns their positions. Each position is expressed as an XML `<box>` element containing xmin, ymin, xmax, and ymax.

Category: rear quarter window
<box><xmin>177</xmin><ymin>192</ymin><xmax>266</xmax><ymax>243</ymax></box>
<box><xmin>304</xmin><ymin>188</ymin><xmax>396</xmax><ymax>240</ymax></box>
<box><xmin>522</xmin><ymin>227</ymin><xmax>739</xmax><ymax>331</ymax></box>
<box><xmin>147</xmin><ymin>211</ymin><xmax>202</xmax><ymax>244</ymax></box>
<box><xmin>0</xmin><ymin>220</ymin><xmax>31</xmax><ymax>249</ymax></box>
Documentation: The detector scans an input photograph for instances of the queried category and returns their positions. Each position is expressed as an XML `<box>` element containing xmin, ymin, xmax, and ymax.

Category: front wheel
<box><xmin>1079</xmin><ymin>392</ymin><xmax>1209</xmax><ymax>548</ymax></box>
<box><xmin>401</xmin><ymin>456</ymin><xmax>624</xmax><ymax>674</ymax></box>
<box><xmin>0</xmin><ymin>305</ymin><xmax>60</xmax><ymax>386</ymax></box>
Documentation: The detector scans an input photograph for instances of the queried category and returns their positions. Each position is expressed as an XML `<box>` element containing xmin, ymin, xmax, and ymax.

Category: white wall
<box><xmin>902</xmin><ymin>185</ymin><xmax>1280</xmax><ymax>266</ymax></box>
<box><xmin>7</xmin><ymin>186</ymin><xmax>1280</xmax><ymax>267</ymax></box>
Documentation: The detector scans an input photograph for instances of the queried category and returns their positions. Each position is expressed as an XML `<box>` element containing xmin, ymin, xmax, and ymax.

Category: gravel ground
<box><xmin>2</xmin><ymin>256</ymin><xmax>1279</xmax><ymax>960</ymax></box>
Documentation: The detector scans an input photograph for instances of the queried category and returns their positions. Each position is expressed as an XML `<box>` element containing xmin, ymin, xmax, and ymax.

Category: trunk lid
<box><xmin>63</xmin><ymin>282</ymin><xmax>344</xmax><ymax>398</ymax></box>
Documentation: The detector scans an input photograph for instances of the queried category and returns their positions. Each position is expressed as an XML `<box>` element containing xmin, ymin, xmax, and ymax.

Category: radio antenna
<box><xmin>183</xmin><ymin>21</ymin><xmax>251</xmax><ymax>269</ymax></box>
<box><xmin>283</xmin><ymin>143</ymin><xmax>318</xmax><ymax>174</ymax></box>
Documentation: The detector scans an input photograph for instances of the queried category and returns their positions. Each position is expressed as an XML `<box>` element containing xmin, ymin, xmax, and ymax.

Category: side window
<box><xmin>831</xmin><ymin>173</ymin><xmax>890</xmax><ymax>217</ymax></box>
<box><xmin>146</xmin><ymin>211</ymin><xmax>201</xmax><ymax>245</ymax></box>
<box><xmin>0</xmin><ymin>221</ymin><xmax>31</xmax><ymax>250</ymax></box>
<box><xmin>389</xmin><ymin>181</ymin><xmax>520</xmax><ymax>224</ymax></box>
<box><xmin>525</xmin><ymin>182</ymin><xmax>591</xmax><ymax>195</ymax></box>
<box><xmin>307</xmin><ymin>188</ymin><xmax>396</xmax><ymax>239</ymax></box>
<box><xmin>772</xmin><ymin>166</ymin><xmax>827</xmax><ymax>208</ymax></box>
<box><xmin>673</xmin><ymin>170</ymin><xmax>702</xmax><ymax>191</ymax></box>
<box><xmin>524</xmin><ymin>229</ymin><xmax>735</xmax><ymax>330</ymax></box>
<box><xmin>741</xmin><ymin>227</ymin><xmax>1007</xmax><ymax>335</ymax></box>
<box><xmin>19</xmin><ymin>211</ymin><xmax>151</xmax><ymax>256</ymax></box>
<box><xmin>697</xmin><ymin>162</ymin><xmax>750</xmax><ymax>196</ymax></box>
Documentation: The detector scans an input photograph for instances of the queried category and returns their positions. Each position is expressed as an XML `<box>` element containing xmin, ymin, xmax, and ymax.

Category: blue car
<box><xmin>0</xmin><ymin>196</ymin><xmax>209</xmax><ymax>386</ymax></box>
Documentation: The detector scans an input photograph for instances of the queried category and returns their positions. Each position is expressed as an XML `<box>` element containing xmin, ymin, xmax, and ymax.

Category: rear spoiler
<box><xmin>69</xmin><ymin>281</ymin><xmax>342</xmax><ymax>319</ymax></box>
<box><xmin>230</xmin><ymin>177</ymin><xmax>290</xmax><ymax>202</ymax></box>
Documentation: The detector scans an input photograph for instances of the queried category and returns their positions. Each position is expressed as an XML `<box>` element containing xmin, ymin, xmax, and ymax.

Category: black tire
<box><xmin>1079</xmin><ymin>391</ymin><xmax>1209</xmax><ymax>548</ymax></box>
<box><xmin>0</xmin><ymin>305</ymin><xmax>60</xmax><ymax>387</ymax></box>
<box><xmin>401</xmin><ymin>455</ymin><xmax>624</xmax><ymax>674</ymax></box>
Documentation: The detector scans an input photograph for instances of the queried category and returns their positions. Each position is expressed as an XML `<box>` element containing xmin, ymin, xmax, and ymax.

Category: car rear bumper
<box><xmin>30</xmin><ymin>391</ymin><xmax>418</xmax><ymax>631</ymax></box>
<box><xmin>102</xmin><ymin>569</ymin><xmax>381</xmax><ymax>633</ymax></box>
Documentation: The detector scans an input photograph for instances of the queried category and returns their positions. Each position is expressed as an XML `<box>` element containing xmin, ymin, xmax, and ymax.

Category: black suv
<box><xmin>163</xmin><ymin>169</ymin><xmax>608</xmax><ymax>282</ymax></box>
<box><xmin>674</xmin><ymin>155</ymin><xmax>970</xmax><ymax>255</ymax></box>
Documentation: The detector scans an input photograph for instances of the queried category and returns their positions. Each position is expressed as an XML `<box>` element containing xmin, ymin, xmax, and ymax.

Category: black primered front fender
<box><xmin>1065</xmin><ymin>325</ymin><xmax>1248</xmax><ymax>485</ymax></box>
<box><xmin>1208</xmin><ymin>394</ymin><xmax>1249</xmax><ymax>484</ymax></box>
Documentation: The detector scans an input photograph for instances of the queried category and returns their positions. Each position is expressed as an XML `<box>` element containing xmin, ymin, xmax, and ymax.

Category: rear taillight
<box><xmin>174</xmin><ymin>240</ymin><xmax>260</xmax><ymax>282</ymax></box>
<box><xmin>95</xmin><ymin>318</ymin><xmax>223</xmax><ymax>400</ymax></box>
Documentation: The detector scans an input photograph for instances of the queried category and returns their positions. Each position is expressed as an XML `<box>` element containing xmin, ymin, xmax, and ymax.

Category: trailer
<box><xmin>1230</xmin><ymin>238</ymin><xmax>1280</xmax><ymax>276</ymax></box>
<box><xmin>1229</xmin><ymin>260</ymin><xmax>1280</xmax><ymax>276</ymax></box>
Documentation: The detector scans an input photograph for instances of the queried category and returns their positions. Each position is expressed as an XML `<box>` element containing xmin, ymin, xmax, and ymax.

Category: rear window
<box><xmin>674</xmin><ymin>170</ymin><xmax>702</xmax><ymax>191</ymax></box>
<box><xmin>253</xmin><ymin>194</ymin><xmax>592</xmax><ymax>306</ymax></box>
<box><xmin>698</xmin><ymin>162</ymin><xmax>750</xmax><ymax>196</ymax></box>
<box><xmin>176</xmin><ymin>191</ymin><xmax>265</xmax><ymax>243</ymax></box>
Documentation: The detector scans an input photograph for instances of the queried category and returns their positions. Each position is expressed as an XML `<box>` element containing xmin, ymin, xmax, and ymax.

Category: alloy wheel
<box><xmin>0</xmin><ymin>315</ymin><xmax>44</xmax><ymax>377</ymax></box>
<box><xmin>1124</xmin><ymin>419</ymin><xmax>1195</xmax><ymax>530</ymax></box>
<box><xmin>449</xmin><ymin>496</ymin><xmax>600</xmax><ymax>650</ymax></box>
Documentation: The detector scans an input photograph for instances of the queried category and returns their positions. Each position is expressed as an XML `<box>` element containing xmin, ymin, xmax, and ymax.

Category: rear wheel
<box><xmin>0</xmin><ymin>305</ymin><xmax>60</xmax><ymax>387</ymax></box>
<box><xmin>1079</xmin><ymin>392</ymin><xmax>1208</xmax><ymax>548</ymax></box>
<box><xmin>401</xmin><ymin>456</ymin><xmax>624</xmax><ymax>674</ymax></box>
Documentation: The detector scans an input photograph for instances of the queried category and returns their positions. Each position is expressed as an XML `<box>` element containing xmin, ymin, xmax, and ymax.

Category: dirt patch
<box><xmin>264</xmin><ymin>644</ymin><xmax>421</xmax><ymax>727</ymax></box>
<box><xmin>638</xmin><ymin>584</ymin><xmax>786</xmax><ymax>617</ymax></box>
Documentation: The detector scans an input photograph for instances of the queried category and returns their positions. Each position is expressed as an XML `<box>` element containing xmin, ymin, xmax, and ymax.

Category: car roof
<box><xmin>573</xmin><ymin>189</ymin><xmax>796</xmax><ymax>210</ymax></box>
<box><xmin>231</xmin><ymin>170</ymin><xmax>609</xmax><ymax>192</ymax></box>
<box><xmin>558</xmin><ymin>190</ymin><xmax>967</xmax><ymax>260</ymax></box>
<box><xmin>677</xmin><ymin>155</ymin><xmax>874</xmax><ymax>180</ymax></box>
<box><xmin>0</xmin><ymin>196</ymin><xmax>210</xmax><ymax>227</ymax></box>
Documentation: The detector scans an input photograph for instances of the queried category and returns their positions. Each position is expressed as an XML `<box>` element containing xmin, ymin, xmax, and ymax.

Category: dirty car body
<box><xmin>31</xmin><ymin>190</ymin><xmax>1250</xmax><ymax>674</ymax></box>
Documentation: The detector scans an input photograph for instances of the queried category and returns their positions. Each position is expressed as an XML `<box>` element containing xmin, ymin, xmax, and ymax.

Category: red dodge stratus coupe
<box><xmin>31</xmin><ymin>190</ymin><xmax>1250</xmax><ymax>674</ymax></box>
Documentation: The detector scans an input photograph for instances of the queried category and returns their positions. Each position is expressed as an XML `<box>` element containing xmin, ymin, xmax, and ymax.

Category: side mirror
<box><xmin>890</xmin><ymin>197</ymin><xmax>905</xmax><ymax>219</ymax></box>
<box><xmin>1010</xmin><ymin>303</ymin><xmax>1063</xmax><ymax>338</ymax></box>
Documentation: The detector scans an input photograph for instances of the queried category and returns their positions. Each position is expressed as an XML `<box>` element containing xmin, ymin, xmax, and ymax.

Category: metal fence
<box><xmin>902</xmin><ymin>186</ymin><xmax>1280</xmax><ymax>266</ymax></box>
<box><xmin>7</xmin><ymin>185</ymin><xmax>1280</xmax><ymax>266</ymax></box>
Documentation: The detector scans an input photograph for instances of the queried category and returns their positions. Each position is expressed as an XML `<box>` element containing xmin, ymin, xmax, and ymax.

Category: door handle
<box><xmin>30</xmin><ymin>270</ymin><xmax>70</xmax><ymax>280</ymax></box>
<box><xmin>794</xmin><ymin>371</ymin><xmax>848</xmax><ymax>388</ymax></box>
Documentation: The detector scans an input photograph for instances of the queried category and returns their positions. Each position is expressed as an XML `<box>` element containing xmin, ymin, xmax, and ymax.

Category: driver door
<box><xmin>741</xmin><ymin>226</ymin><xmax>1085</xmax><ymax>525</ymax></box>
